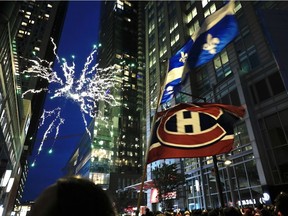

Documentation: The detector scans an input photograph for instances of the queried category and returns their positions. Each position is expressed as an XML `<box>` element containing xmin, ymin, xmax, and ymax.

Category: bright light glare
<box><xmin>21</xmin><ymin>37</ymin><xmax>121</xmax><ymax>165</ymax></box>
<box><xmin>6</xmin><ymin>178</ymin><xmax>14</xmax><ymax>193</ymax></box>
<box><xmin>0</xmin><ymin>170</ymin><xmax>12</xmax><ymax>187</ymax></box>
<box><xmin>224</xmin><ymin>159</ymin><xmax>232</xmax><ymax>166</ymax></box>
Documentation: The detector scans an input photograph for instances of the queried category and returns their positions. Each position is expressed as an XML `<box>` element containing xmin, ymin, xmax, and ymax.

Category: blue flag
<box><xmin>187</xmin><ymin>14</ymin><xmax>238</xmax><ymax>70</ymax></box>
<box><xmin>160</xmin><ymin>39</ymin><xmax>193</xmax><ymax>104</ymax></box>
<box><xmin>160</xmin><ymin>0</ymin><xmax>238</xmax><ymax>104</ymax></box>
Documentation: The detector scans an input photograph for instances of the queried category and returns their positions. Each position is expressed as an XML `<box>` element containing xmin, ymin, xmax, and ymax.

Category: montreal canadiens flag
<box><xmin>147</xmin><ymin>103</ymin><xmax>245</xmax><ymax>164</ymax></box>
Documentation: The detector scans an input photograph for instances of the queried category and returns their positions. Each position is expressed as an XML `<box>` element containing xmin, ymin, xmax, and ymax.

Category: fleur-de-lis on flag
<box><xmin>203</xmin><ymin>34</ymin><xmax>220</xmax><ymax>54</ymax></box>
<box><xmin>179</xmin><ymin>52</ymin><xmax>188</xmax><ymax>63</ymax></box>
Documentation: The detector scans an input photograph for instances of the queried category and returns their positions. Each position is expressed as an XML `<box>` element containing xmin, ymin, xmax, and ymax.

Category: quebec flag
<box><xmin>160</xmin><ymin>39</ymin><xmax>193</xmax><ymax>104</ymax></box>
<box><xmin>160</xmin><ymin>0</ymin><xmax>238</xmax><ymax>104</ymax></box>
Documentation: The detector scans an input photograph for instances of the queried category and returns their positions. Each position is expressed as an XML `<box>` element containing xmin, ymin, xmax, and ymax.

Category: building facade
<box><xmin>64</xmin><ymin>0</ymin><xmax>146</xmax><ymax>214</ymax></box>
<box><xmin>145</xmin><ymin>0</ymin><xmax>288</xmax><ymax>211</ymax></box>
<box><xmin>97</xmin><ymin>1</ymin><xmax>145</xmax><ymax>208</ymax></box>
<box><xmin>0</xmin><ymin>1</ymin><xmax>67</xmax><ymax>215</ymax></box>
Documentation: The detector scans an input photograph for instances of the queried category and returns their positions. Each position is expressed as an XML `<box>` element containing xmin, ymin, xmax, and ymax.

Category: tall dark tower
<box><xmin>95</xmin><ymin>0</ymin><xmax>145</xmax><ymax>211</ymax></box>
<box><xmin>0</xmin><ymin>1</ymin><xmax>68</xmax><ymax>215</ymax></box>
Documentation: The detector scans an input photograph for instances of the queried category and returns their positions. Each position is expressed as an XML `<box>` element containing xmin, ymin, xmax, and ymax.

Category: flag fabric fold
<box><xmin>147</xmin><ymin>103</ymin><xmax>245</xmax><ymax>164</ymax></box>
<box><xmin>160</xmin><ymin>0</ymin><xmax>238</xmax><ymax>104</ymax></box>
<box><xmin>160</xmin><ymin>39</ymin><xmax>193</xmax><ymax>104</ymax></box>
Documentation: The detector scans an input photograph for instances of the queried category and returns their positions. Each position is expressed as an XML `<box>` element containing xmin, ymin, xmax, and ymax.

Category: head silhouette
<box><xmin>30</xmin><ymin>176</ymin><xmax>116</xmax><ymax>216</ymax></box>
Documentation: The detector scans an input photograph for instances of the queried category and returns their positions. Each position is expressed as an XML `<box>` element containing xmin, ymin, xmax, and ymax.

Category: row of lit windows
<box><xmin>0</xmin><ymin>100</ymin><xmax>16</xmax><ymax>170</ymax></box>
<box><xmin>186</xmin><ymin>7</ymin><xmax>197</xmax><ymax>23</ymax></box>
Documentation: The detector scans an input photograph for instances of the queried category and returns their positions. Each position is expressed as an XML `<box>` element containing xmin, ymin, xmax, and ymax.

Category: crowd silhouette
<box><xmin>142</xmin><ymin>192</ymin><xmax>288</xmax><ymax>216</ymax></box>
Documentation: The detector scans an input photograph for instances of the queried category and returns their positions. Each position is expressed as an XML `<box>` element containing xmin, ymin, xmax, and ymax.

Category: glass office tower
<box><xmin>65</xmin><ymin>1</ymin><xmax>146</xmax><ymax>213</ymax></box>
<box><xmin>145</xmin><ymin>0</ymin><xmax>288</xmax><ymax>210</ymax></box>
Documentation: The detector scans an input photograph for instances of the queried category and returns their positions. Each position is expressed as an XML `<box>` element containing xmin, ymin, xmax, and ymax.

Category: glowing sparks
<box><xmin>24</xmin><ymin>38</ymin><xmax>120</xmax><ymax>166</ymax></box>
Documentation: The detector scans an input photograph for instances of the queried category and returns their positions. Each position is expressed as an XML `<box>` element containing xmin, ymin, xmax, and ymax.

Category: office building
<box><xmin>0</xmin><ymin>1</ymin><xmax>67</xmax><ymax>215</ymax></box>
<box><xmin>145</xmin><ymin>0</ymin><xmax>288</xmax><ymax>211</ymax></box>
<box><xmin>64</xmin><ymin>0</ymin><xmax>146</xmax><ymax>213</ymax></box>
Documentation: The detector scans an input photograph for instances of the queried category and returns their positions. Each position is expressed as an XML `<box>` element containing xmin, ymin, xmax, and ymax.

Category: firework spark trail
<box><xmin>31</xmin><ymin>107</ymin><xmax>65</xmax><ymax>166</ymax></box>
<box><xmin>22</xmin><ymin>88</ymin><xmax>49</xmax><ymax>97</ymax></box>
<box><xmin>21</xmin><ymin>57</ymin><xmax>63</xmax><ymax>88</ymax></box>
<box><xmin>38</xmin><ymin>108</ymin><xmax>65</xmax><ymax>150</ymax></box>
<box><xmin>24</xmin><ymin>38</ymin><xmax>121</xmax><ymax>166</ymax></box>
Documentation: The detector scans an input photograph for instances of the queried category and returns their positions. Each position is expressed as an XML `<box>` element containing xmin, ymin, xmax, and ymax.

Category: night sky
<box><xmin>22</xmin><ymin>1</ymin><xmax>101</xmax><ymax>202</ymax></box>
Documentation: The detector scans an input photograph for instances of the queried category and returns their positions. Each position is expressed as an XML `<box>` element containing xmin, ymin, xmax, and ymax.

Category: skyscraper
<box><xmin>145</xmin><ymin>0</ymin><xmax>288</xmax><ymax>211</ymax></box>
<box><xmin>0</xmin><ymin>1</ymin><xmax>67</xmax><ymax>215</ymax></box>
<box><xmin>64</xmin><ymin>0</ymin><xmax>146</xmax><ymax>213</ymax></box>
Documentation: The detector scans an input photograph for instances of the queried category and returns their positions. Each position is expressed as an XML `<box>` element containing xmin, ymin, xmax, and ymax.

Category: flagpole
<box><xmin>213</xmin><ymin>155</ymin><xmax>225</xmax><ymax>208</ymax></box>
<box><xmin>136</xmin><ymin>59</ymin><xmax>169</xmax><ymax>215</ymax></box>
<box><xmin>178</xmin><ymin>92</ymin><xmax>226</xmax><ymax>209</ymax></box>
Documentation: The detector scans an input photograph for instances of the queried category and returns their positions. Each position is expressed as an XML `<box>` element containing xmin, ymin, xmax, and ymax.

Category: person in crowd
<box><xmin>155</xmin><ymin>210</ymin><xmax>165</xmax><ymax>216</ymax></box>
<box><xmin>144</xmin><ymin>207</ymin><xmax>155</xmax><ymax>216</ymax></box>
<box><xmin>176</xmin><ymin>209</ymin><xmax>182</xmax><ymax>216</ymax></box>
<box><xmin>275</xmin><ymin>192</ymin><xmax>288</xmax><ymax>216</ymax></box>
<box><xmin>184</xmin><ymin>208</ymin><xmax>191</xmax><ymax>216</ymax></box>
<box><xmin>223</xmin><ymin>207</ymin><xmax>242</xmax><ymax>216</ymax></box>
<box><xmin>29</xmin><ymin>175</ymin><xmax>117</xmax><ymax>216</ymax></box>
<box><xmin>241</xmin><ymin>207</ymin><xmax>254</xmax><ymax>216</ymax></box>
<box><xmin>208</xmin><ymin>208</ymin><xmax>221</xmax><ymax>216</ymax></box>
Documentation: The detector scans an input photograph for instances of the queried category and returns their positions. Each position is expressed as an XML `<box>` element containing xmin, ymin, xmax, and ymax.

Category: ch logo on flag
<box><xmin>156</xmin><ymin>106</ymin><xmax>227</xmax><ymax>148</ymax></box>
<box><xmin>147</xmin><ymin>103</ymin><xmax>245</xmax><ymax>163</ymax></box>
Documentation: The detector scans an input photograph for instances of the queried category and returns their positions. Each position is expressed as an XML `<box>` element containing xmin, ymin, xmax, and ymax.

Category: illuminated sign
<box><xmin>237</xmin><ymin>199</ymin><xmax>256</xmax><ymax>205</ymax></box>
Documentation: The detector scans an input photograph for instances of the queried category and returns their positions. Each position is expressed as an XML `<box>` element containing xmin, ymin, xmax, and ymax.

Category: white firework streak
<box><xmin>22</xmin><ymin>88</ymin><xmax>49</xmax><ymax>97</ymax></box>
<box><xmin>36</xmin><ymin>108</ymin><xmax>65</xmax><ymax>156</ymax></box>
<box><xmin>24</xmin><ymin>38</ymin><xmax>120</xmax><ymax>165</ymax></box>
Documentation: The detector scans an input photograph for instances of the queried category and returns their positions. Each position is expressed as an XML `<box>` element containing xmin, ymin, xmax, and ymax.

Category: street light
<box><xmin>224</xmin><ymin>159</ymin><xmax>232</xmax><ymax>166</ymax></box>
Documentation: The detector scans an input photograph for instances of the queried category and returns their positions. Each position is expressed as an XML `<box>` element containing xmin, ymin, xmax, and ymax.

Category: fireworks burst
<box><xmin>23</xmin><ymin>38</ymin><xmax>121</xmax><ymax>166</ymax></box>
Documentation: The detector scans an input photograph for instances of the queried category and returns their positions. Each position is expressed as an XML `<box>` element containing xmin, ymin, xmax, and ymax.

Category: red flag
<box><xmin>147</xmin><ymin>103</ymin><xmax>245</xmax><ymax>164</ymax></box>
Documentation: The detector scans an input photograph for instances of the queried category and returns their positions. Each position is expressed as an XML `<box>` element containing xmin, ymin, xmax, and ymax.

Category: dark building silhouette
<box><xmin>144</xmin><ymin>0</ymin><xmax>288</xmax><ymax>211</ymax></box>
<box><xmin>64</xmin><ymin>0</ymin><xmax>146</xmax><ymax>214</ymax></box>
<box><xmin>0</xmin><ymin>1</ymin><xmax>67</xmax><ymax>215</ymax></box>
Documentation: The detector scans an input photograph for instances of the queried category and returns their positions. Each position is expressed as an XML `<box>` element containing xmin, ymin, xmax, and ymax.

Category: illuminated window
<box><xmin>204</xmin><ymin>3</ymin><xmax>216</xmax><ymax>18</ymax></box>
<box><xmin>116</xmin><ymin>0</ymin><xmax>124</xmax><ymax>10</ymax></box>
<box><xmin>160</xmin><ymin>45</ymin><xmax>167</xmax><ymax>58</ymax></box>
<box><xmin>114</xmin><ymin>64</ymin><xmax>121</xmax><ymax>69</ymax></box>
<box><xmin>234</xmin><ymin>1</ymin><xmax>242</xmax><ymax>13</ymax></box>
<box><xmin>213</xmin><ymin>50</ymin><xmax>232</xmax><ymax>81</ymax></box>
<box><xmin>148</xmin><ymin>22</ymin><xmax>155</xmax><ymax>34</ymax></box>
<box><xmin>186</xmin><ymin>7</ymin><xmax>197</xmax><ymax>23</ymax></box>
<box><xmin>47</xmin><ymin>3</ymin><xmax>52</xmax><ymax>8</ymax></box>
<box><xmin>189</xmin><ymin>20</ymin><xmax>200</xmax><ymax>36</ymax></box>
<box><xmin>21</xmin><ymin>22</ymin><xmax>27</xmax><ymax>26</ymax></box>
<box><xmin>169</xmin><ymin>19</ymin><xmax>178</xmax><ymax>34</ymax></box>
<box><xmin>170</xmin><ymin>34</ymin><xmax>179</xmax><ymax>46</ymax></box>
<box><xmin>201</xmin><ymin>0</ymin><xmax>210</xmax><ymax>8</ymax></box>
